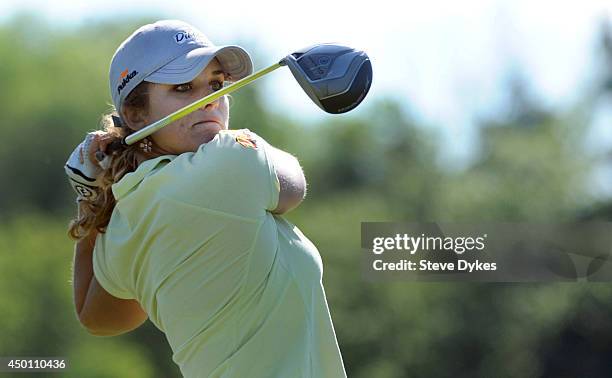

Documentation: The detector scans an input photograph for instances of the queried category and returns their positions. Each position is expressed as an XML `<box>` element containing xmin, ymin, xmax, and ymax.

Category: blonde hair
<box><xmin>68</xmin><ymin>82</ymin><xmax>150</xmax><ymax>240</ymax></box>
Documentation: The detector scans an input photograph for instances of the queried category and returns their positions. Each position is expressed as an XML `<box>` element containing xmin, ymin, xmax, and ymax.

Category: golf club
<box><xmin>104</xmin><ymin>43</ymin><xmax>372</xmax><ymax>153</ymax></box>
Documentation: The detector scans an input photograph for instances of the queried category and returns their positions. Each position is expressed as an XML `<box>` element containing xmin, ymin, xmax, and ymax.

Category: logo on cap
<box><xmin>175</xmin><ymin>31</ymin><xmax>198</xmax><ymax>44</ymax></box>
<box><xmin>117</xmin><ymin>69</ymin><xmax>139</xmax><ymax>95</ymax></box>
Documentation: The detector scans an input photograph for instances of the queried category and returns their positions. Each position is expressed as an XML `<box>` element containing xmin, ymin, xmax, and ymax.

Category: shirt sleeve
<box><xmin>182</xmin><ymin>128</ymin><xmax>280</xmax><ymax>217</ymax></box>
<box><xmin>92</xmin><ymin>233</ymin><xmax>135</xmax><ymax>300</ymax></box>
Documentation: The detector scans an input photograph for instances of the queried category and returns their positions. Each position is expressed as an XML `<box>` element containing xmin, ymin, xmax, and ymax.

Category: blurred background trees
<box><xmin>2</xmin><ymin>14</ymin><xmax>612</xmax><ymax>378</ymax></box>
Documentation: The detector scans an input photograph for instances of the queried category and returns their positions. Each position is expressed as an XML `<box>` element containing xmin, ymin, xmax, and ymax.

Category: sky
<box><xmin>1</xmin><ymin>0</ymin><xmax>612</xmax><ymax>172</ymax></box>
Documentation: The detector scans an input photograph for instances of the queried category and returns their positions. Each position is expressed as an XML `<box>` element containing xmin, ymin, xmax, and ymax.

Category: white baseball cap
<box><xmin>109</xmin><ymin>19</ymin><xmax>253</xmax><ymax>115</ymax></box>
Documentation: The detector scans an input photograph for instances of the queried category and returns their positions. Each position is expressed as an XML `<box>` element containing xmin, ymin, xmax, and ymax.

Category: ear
<box><xmin>121</xmin><ymin>107</ymin><xmax>148</xmax><ymax>131</ymax></box>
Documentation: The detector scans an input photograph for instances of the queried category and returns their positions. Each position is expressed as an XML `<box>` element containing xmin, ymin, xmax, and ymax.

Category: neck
<box><xmin>134</xmin><ymin>142</ymin><xmax>174</xmax><ymax>165</ymax></box>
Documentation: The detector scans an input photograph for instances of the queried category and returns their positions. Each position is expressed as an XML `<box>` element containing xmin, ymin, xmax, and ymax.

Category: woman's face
<box><xmin>142</xmin><ymin>58</ymin><xmax>230</xmax><ymax>154</ymax></box>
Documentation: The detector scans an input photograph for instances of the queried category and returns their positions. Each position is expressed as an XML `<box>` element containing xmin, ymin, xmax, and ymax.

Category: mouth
<box><xmin>192</xmin><ymin>120</ymin><xmax>222</xmax><ymax>128</ymax></box>
<box><xmin>192</xmin><ymin>120</ymin><xmax>223</xmax><ymax>143</ymax></box>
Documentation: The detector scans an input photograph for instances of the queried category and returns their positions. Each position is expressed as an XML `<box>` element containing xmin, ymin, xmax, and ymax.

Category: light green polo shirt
<box><xmin>92</xmin><ymin>129</ymin><xmax>347</xmax><ymax>378</ymax></box>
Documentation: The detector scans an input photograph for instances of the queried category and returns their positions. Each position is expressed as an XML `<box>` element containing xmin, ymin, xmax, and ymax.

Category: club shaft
<box><xmin>125</xmin><ymin>62</ymin><xmax>284</xmax><ymax>145</ymax></box>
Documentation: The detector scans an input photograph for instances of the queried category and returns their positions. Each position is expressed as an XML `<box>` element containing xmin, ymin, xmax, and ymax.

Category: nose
<box><xmin>200</xmin><ymin>96</ymin><xmax>220</xmax><ymax>111</ymax></box>
<box><xmin>197</xmin><ymin>84</ymin><xmax>222</xmax><ymax>111</ymax></box>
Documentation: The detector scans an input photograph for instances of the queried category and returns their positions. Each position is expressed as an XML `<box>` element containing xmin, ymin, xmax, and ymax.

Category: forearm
<box><xmin>71</xmin><ymin>227</ymin><xmax>149</xmax><ymax>336</ymax></box>
<box><xmin>73</xmin><ymin>228</ymin><xmax>98</xmax><ymax>317</ymax></box>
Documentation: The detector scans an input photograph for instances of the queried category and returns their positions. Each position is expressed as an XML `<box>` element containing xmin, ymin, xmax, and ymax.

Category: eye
<box><xmin>209</xmin><ymin>80</ymin><xmax>224</xmax><ymax>92</ymax></box>
<box><xmin>174</xmin><ymin>83</ymin><xmax>193</xmax><ymax>92</ymax></box>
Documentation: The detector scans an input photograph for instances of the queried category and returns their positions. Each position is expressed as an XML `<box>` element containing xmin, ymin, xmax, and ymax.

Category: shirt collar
<box><xmin>112</xmin><ymin>155</ymin><xmax>174</xmax><ymax>200</ymax></box>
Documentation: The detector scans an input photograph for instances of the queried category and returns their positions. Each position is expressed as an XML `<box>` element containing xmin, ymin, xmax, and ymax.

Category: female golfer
<box><xmin>66</xmin><ymin>20</ymin><xmax>347</xmax><ymax>377</ymax></box>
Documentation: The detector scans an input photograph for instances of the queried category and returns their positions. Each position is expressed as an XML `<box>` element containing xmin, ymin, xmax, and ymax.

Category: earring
<box><xmin>139</xmin><ymin>138</ymin><xmax>153</xmax><ymax>153</ymax></box>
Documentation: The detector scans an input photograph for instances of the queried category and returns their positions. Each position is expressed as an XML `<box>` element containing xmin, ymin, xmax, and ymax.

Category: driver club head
<box><xmin>280</xmin><ymin>44</ymin><xmax>373</xmax><ymax>114</ymax></box>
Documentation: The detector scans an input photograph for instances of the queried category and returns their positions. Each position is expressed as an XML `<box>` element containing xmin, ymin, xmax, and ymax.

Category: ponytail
<box><xmin>68</xmin><ymin>82</ymin><xmax>150</xmax><ymax>240</ymax></box>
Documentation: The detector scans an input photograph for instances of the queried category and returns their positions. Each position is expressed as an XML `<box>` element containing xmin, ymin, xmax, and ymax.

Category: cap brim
<box><xmin>144</xmin><ymin>45</ymin><xmax>253</xmax><ymax>84</ymax></box>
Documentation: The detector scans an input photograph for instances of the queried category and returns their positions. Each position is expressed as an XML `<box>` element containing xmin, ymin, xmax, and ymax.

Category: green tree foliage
<box><xmin>0</xmin><ymin>215</ymin><xmax>157</xmax><ymax>377</ymax></box>
<box><xmin>0</xmin><ymin>15</ymin><xmax>155</xmax><ymax>215</ymax></box>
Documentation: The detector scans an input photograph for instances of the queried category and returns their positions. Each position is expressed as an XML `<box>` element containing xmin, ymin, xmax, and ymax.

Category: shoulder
<box><xmin>211</xmin><ymin>128</ymin><xmax>261</xmax><ymax>150</ymax></box>
<box><xmin>182</xmin><ymin>128</ymin><xmax>268</xmax><ymax>168</ymax></box>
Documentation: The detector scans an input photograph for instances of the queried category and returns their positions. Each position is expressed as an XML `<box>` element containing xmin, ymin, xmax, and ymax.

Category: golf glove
<box><xmin>64</xmin><ymin>132</ymin><xmax>110</xmax><ymax>202</ymax></box>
